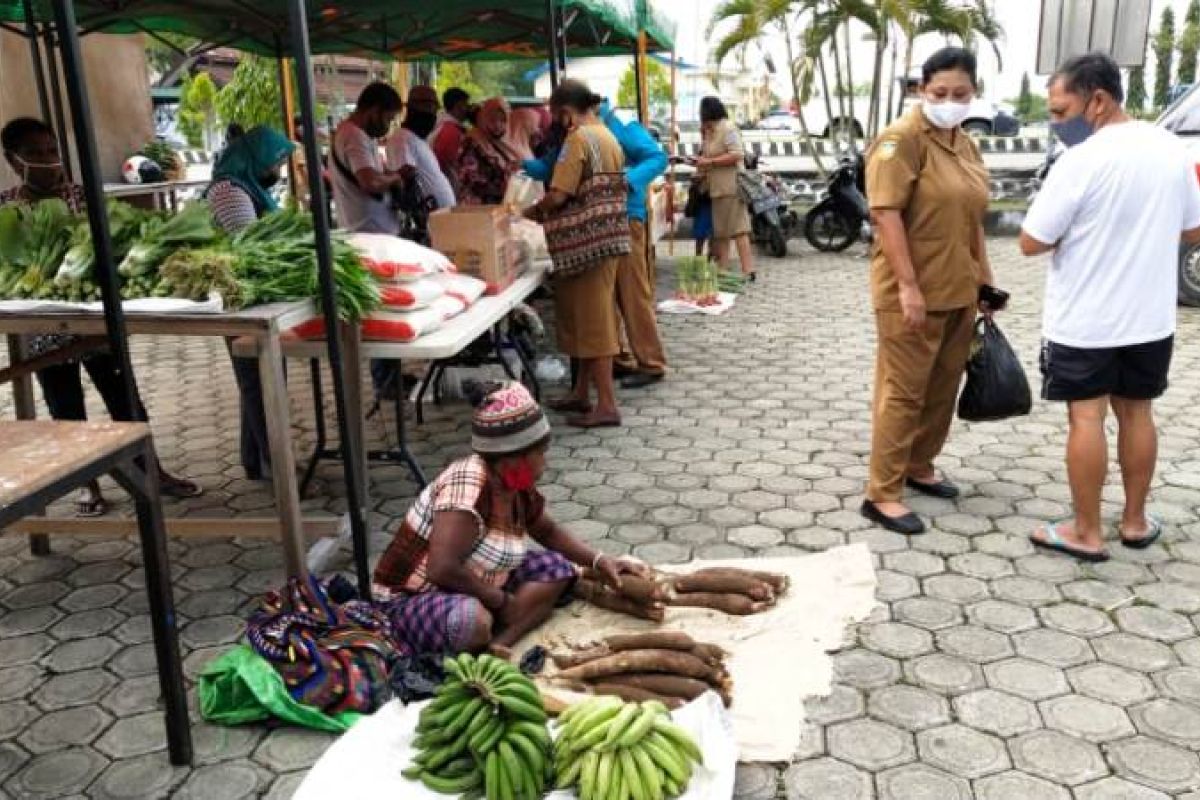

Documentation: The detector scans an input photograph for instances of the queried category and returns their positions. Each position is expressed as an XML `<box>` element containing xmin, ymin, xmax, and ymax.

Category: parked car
<box><xmin>894</xmin><ymin>77</ymin><xmax>1020</xmax><ymax>136</ymax></box>
<box><xmin>1157</xmin><ymin>84</ymin><xmax>1200</xmax><ymax>305</ymax></box>
<box><xmin>757</xmin><ymin>110</ymin><xmax>803</xmax><ymax>133</ymax></box>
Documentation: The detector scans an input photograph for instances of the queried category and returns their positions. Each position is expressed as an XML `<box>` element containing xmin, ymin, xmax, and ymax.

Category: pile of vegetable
<box><xmin>0</xmin><ymin>199</ymin><xmax>381</xmax><ymax>321</ymax></box>
<box><xmin>404</xmin><ymin>652</ymin><xmax>551</xmax><ymax>798</ymax></box>
<box><xmin>139</xmin><ymin>140</ymin><xmax>185</xmax><ymax>181</ymax></box>
<box><xmin>552</xmin><ymin>631</ymin><xmax>733</xmax><ymax>709</ymax></box>
<box><xmin>673</xmin><ymin>256</ymin><xmax>744</xmax><ymax>305</ymax></box>
<box><xmin>573</xmin><ymin>565</ymin><xmax>787</xmax><ymax>620</ymax></box>
<box><xmin>553</xmin><ymin>695</ymin><xmax>704</xmax><ymax>800</ymax></box>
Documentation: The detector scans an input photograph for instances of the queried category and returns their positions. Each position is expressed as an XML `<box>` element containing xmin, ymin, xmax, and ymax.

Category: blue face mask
<box><xmin>1050</xmin><ymin>101</ymin><xmax>1097</xmax><ymax>147</ymax></box>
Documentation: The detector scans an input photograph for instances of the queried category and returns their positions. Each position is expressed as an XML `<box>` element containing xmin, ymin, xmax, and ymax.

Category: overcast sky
<box><xmin>669</xmin><ymin>0</ymin><xmax>1192</xmax><ymax>106</ymax></box>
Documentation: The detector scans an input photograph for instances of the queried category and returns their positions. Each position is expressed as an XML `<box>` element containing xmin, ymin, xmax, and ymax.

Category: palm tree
<box><xmin>709</xmin><ymin>0</ymin><xmax>829</xmax><ymax>174</ymax></box>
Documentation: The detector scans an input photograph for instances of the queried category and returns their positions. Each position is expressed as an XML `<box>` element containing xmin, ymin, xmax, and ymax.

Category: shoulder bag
<box><xmin>542</xmin><ymin>129</ymin><xmax>631</xmax><ymax>279</ymax></box>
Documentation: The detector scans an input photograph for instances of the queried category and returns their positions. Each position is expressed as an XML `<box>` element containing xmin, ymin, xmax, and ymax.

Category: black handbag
<box><xmin>957</xmin><ymin>318</ymin><xmax>1033</xmax><ymax>422</ymax></box>
<box><xmin>683</xmin><ymin>185</ymin><xmax>706</xmax><ymax>218</ymax></box>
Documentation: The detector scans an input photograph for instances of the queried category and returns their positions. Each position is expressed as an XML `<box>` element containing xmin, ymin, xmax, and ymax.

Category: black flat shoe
<box><xmin>906</xmin><ymin>477</ymin><xmax>960</xmax><ymax>499</ymax></box>
<box><xmin>621</xmin><ymin>372</ymin><xmax>664</xmax><ymax>390</ymax></box>
<box><xmin>861</xmin><ymin>500</ymin><xmax>926</xmax><ymax>535</ymax></box>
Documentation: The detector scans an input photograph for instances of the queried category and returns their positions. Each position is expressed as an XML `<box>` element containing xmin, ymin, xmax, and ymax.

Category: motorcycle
<box><xmin>804</xmin><ymin>152</ymin><xmax>869</xmax><ymax>253</ymax></box>
<box><xmin>742</xmin><ymin>154</ymin><xmax>800</xmax><ymax>258</ymax></box>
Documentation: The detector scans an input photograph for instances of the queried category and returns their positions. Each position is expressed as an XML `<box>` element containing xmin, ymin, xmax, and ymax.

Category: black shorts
<box><xmin>1040</xmin><ymin>336</ymin><xmax>1174</xmax><ymax>403</ymax></box>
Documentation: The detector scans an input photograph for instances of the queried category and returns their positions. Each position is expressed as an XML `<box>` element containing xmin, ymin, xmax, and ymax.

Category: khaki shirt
<box><xmin>866</xmin><ymin>106</ymin><xmax>990</xmax><ymax>312</ymax></box>
<box><xmin>551</xmin><ymin>123</ymin><xmax>625</xmax><ymax>196</ymax></box>
<box><xmin>697</xmin><ymin>119</ymin><xmax>743</xmax><ymax>198</ymax></box>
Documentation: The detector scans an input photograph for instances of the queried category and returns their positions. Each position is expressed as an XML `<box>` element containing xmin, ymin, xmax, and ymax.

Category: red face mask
<box><xmin>499</xmin><ymin>459</ymin><xmax>537</xmax><ymax>492</ymax></box>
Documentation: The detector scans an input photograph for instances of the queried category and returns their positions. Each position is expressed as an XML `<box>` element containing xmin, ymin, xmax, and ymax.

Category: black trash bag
<box><xmin>957</xmin><ymin>317</ymin><xmax>1033</xmax><ymax>422</ymax></box>
<box><xmin>388</xmin><ymin>652</ymin><xmax>448</xmax><ymax>704</ymax></box>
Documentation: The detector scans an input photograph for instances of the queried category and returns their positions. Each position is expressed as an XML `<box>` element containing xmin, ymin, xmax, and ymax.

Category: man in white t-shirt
<box><xmin>384</xmin><ymin>85</ymin><xmax>456</xmax><ymax>212</ymax></box>
<box><xmin>1021</xmin><ymin>52</ymin><xmax>1200</xmax><ymax>561</ymax></box>
<box><xmin>330</xmin><ymin>82</ymin><xmax>408</xmax><ymax>235</ymax></box>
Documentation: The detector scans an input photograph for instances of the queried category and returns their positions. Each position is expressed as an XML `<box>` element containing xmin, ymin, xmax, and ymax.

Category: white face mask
<box><xmin>922</xmin><ymin>100</ymin><xmax>971</xmax><ymax>130</ymax></box>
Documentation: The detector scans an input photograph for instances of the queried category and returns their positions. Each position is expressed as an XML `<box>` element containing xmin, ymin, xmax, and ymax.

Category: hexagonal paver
<box><xmin>1040</xmin><ymin>695</ymin><xmax>1135</xmax><ymax>743</ymax></box>
<box><xmin>88</xmin><ymin>753</ymin><xmax>187</xmax><ymax>800</ymax></box>
<box><xmin>1040</xmin><ymin>603</ymin><xmax>1115</xmax><ymax>638</ymax></box>
<box><xmin>0</xmin><ymin>666</ymin><xmax>45</xmax><ymax>703</ymax></box>
<box><xmin>936</xmin><ymin>625</ymin><xmax>1014</xmax><ymax>664</ymax></box>
<box><xmin>49</xmin><ymin>608</ymin><xmax>125</xmax><ymax>641</ymax></box>
<box><xmin>804</xmin><ymin>685</ymin><xmax>865</xmax><ymax>726</ymax></box>
<box><xmin>983</xmin><ymin>658</ymin><xmax>1070</xmax><ymax>701</ymax></box>
<box><xmin>174</xmin><ymin>760</ymin><xmax>267</xmax><ymax>800</ymax></box>
<box><xmin>893</xmin><ymin>598</ymin><xmax>963</xmax><ymax>630</ymax></box>
<box><xmin>1116</xmin><ymin>606</ymin><xmax>1195</xmax><ymax>643</ymax></box>
<box><xmin>6</xmin><ymin>746</ymin><xmax>106</xmax><ymax>797</ymax></box>
<box><xmin>993</xmin><ymin>576</ymin><xmax>1062</xmax><ymax>607</ymax></box>
<box><xmin>876</xmin><ymin>763</ymin><xmax>971</xmax><ymax>800</ymax></box>
<box><xmin>1010</xmin><ymin>729</ymin><xmax>1107</xmax><ymax>786</ymax></box>
<box><xmin>1130</xmin><ymin>698</ymin><xmax>1200</xmax><ymax>749</ymax></box>
<box><xmin>1106</xmin><ymin>735</ymin><xmax>1200</xmax><ymax>794</ymax></box>
<box><xmin>32</xmin><ymin>668</ymin><xmax>118</xmax><ymax>711</ymax></box>
<box><xmin>0</xmin><ymin>606</ymin><xmax>63</xmax><ymax>637</ymax></box>
<box><xmin>1067</xmin><ymin>662</ymin><xmax>1156</xmax><ymax>706</ymax></box>
<box><xmin>834</xmin><ymin>649</ymin><xmax>901</xmax><ymax>690</ymax></box>
<box><xmin>253</xmin><ymin>727</ymin><xmax>337</xmax><ymax>772</ymax></box>
<box><xmin>45</xmin><ymin>636</ymin><xmax>122</xmax><ymax>673</ymax></box>
<box><xmin>734</xmin><ymin>763</ymin><xmax>777</xmax><ymax>800</ymax></box>
<box><xmin>952</xmin><ymin>689</ymin><xmax>1041</xmax><ymax>737</ymax></box>
<box><xmin>867</xmin><ymin>685</ymin><xmax>951</xmax><ymax>732</ymax></box>
<box><xmin>0</xmin><ymin>633</ymin><xmax>55</xmax><ymax>668</ymax></box>
<box><xmin>1092</xmin><ymin>633</ymin><xmax>1177</xmax><ymax>672</ymax></box>
<box><xmin>884</xmin><ymin>551</ymin><xmax>945</xmax><ymax>578</ymax></box>
<box><xmin>95</xmin><ymin>711</ymin><xmax>166</xmax><ymax>759</ymax></box>
<box><xmin>923</xmin><ymin>575</ymin><xmax>989</xmax><ymax>604</ymax></box>
<box><xmin>860</xmin><ymin>622</ymin><xmax>934</xmax><ymax>659</ymax></box>
<box><xmin>783</xmin><ymin>757</ymin><xmax>872</xmax><ymax>800</ymax></box>
<box><xmin>1154</xmin><ymin>666</ymin><xmax>1200</xmax><ymax>705</ymax></box>
<box><xmin>904</xmin><ymin>654</ymin><xmax>985</xmax><ymax>695</ymax></box>
<box><xmin>1013</xmin><ymin>629</ymin><xmax>1095</xmax><ymax>668</ymax></box>
<box><xmin>22</xmin><ymin>705</ymin><xmax>113</xmax><ymax>753</ymax></box>
<box><xmin>916</xmin><ymin>724</ymin><xmax>1010</xmax><ymax>779</ymax></box>
<box><xmin>827</xmin><ymin>719</ymin><xmax>915</xmax><ymax>771</ymax></box>
<box><xmin>968</xmin><ymin>600</ymin><xmax>1039</xmax><ymax>634</ymax></box>
<box><xmin>974</xmin><ymin>770</ymin><xmax>1071</xmax><ymax>800</ymax></box>
<box><xmin>180</xmin><ymin>615</ymin><xmax>245</xmax><ymax>650</ymax></box>
<box><xmin>1074</xmin><ymin>777</ymin><xmax>1171</xmax><ymax>800</ymax></box>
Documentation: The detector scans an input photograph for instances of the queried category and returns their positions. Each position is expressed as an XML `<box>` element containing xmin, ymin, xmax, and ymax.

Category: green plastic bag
<box><xmin>198</xmin><ymin>645</ymin><xmax>364</xmax><ymax>734</ymax></box>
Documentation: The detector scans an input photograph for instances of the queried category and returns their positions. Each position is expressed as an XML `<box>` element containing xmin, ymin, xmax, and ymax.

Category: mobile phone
<box><xmin>979</xmin><ymin>285</ymin><xmax>1010</xmax><ymax>311</ymax></box>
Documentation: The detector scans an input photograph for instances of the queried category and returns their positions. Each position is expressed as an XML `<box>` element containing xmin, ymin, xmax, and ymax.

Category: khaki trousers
<box><xmin>867</xmin><ymin>307</ymin><xmax>975</xmax><ymax>503</ymax></box>
<box><xmin>614</xmin><ymin>220</ymin><xmax>667</xmax><ymax>375</ymax></box>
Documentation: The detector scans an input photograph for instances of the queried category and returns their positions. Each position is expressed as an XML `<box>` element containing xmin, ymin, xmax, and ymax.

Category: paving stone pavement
<box><xmin>3</xmin><ymin>240</ymin><xmax>1200</xmax><ymax>797</ymax></box>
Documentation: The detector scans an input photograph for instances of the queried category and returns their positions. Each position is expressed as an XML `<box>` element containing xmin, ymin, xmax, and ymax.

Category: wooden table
<box><xmin>233</xmin><ymin>266</ymin><xmax>548</xmax><ymax>490</ymax></box>
<box><xmin>0</xmin><ymin>421</ymin><xmax>191</xmax><ymax>764</ymax></box>
<box><xmin>0</xmin><ymin>300</ymin><xmax>363</xmax><ymax>578</ymax></box>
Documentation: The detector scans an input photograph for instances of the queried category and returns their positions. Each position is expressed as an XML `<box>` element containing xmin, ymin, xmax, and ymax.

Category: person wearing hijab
<box><xmin>506</xmin><ymin>107</ymin><xmax>544</xmax><ymax>162</ymax></box>
<box><xmin>206</xmin><ymin>126</ymin><xmax>296</xmax><ymax>480</ymax></box>
<box><xmin>455</xmin><ymin>97</ymin><xmax>520</xmax><ymax>206</ymax></box>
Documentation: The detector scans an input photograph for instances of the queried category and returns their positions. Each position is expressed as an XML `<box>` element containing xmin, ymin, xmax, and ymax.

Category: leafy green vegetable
<box><xmin>118</xmin><ymin>200</ymin><xmax>220</xmax><ymax>277</ymax></box>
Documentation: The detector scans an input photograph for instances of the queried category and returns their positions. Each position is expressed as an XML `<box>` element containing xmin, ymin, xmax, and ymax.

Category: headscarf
<box><xmin>209</xmin><ymin>125</ymin><xmax>295</xmax><ymax>214</ymax></box>
<box><xmin>505</xmin><ymin>107</ymin><xmax>543</xmax><ymax>161</ymax></box>
<box><xmin>465</xmin><ymin>97</ymin><xmax>519</xmax><ymax>173</ymax></box>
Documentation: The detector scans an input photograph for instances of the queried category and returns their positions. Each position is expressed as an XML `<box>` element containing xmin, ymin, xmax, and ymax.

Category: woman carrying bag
<box><xmin>525</xmin><ymin>79</ymin><xmax>630</xmax><ymax>429</ymax></box>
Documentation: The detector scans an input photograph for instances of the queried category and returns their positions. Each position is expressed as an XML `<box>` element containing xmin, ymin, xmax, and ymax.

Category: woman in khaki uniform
<box><xmin>695</xmin><ymin>97</ymin><xmax>755</xmax><ymax>281</ymax></box>
<box><xmin>861</xmin><ymin>47</ymin><xmax>1003</xmax><ymax>535</ymax></box>
<box><xmin>526</xmin><ymin>80</ymin><xmax>626</xmax><ymax>428</ymax></box>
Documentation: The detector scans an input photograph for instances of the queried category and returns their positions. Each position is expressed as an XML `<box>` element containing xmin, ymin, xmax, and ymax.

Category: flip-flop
<box><xmin>1029</xmin><ymin>522</ymin><xmax>1110</xmax><ymax>562</ymax></box>
<box><xmin>1120</xmin><ymin>514</ymin><xmax>1164</xmax><ymax>550</ymax></box>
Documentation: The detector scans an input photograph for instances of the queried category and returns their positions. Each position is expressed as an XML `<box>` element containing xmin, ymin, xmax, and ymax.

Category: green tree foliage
<box><xmin>1127</xmin><ymin>66</ymin><xmax>1147</xmax><ymax>113</ymax></box>
<box><xmin>435</xmin><ymin>62</ymin><xmax>485</xmax><ymax>103</ymax></box>
<box><xmin>1154</xmin><ymin>6</ymin><xmax>1177</xmax><ymax>109</ymax></box>
<box><xmin>471</xmin><ymin>61</ymin><xmax>538</xmax><ymax>97</ymax></box>
<box><xmin>177</xmin><ymin>72</ymin><xmax>218</xmax><ymax>149</ymax></box>
<box><xmin>1016</xmin><ymin>72</ymin><xmax>1033</xmax><ymax>118</ymax></box>
<box><xmin>1180</xmin><ymin>1</ymin><xmax>1200</xmax><ymax>86</ymax></box>
<box><xmin>616</xmin><ymin>59</ymin><xmax>674</xmax><ymax>117</ymax></box>
<box><xmin>215</xmin><ymin>56</ymin><xmax>284</xmax><ymax>131</ymax></box>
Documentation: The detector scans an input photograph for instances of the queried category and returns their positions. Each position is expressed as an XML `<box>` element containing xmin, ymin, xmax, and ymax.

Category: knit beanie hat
<box><xmin>467</xmin><ymin>381</ymin><xmax>551</xmax><ymax>456</ymax></box>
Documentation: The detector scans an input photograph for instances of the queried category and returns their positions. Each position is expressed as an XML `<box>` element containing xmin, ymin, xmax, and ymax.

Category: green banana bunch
<box><xmin>554</xmin><ymin>697</ymin><xmax>704</xmax><ymax>800</ymax></box>
<box><xmin>405</xmin><ymin>652</ymin><xmax>551</xmax><ymax>799</ymax></box>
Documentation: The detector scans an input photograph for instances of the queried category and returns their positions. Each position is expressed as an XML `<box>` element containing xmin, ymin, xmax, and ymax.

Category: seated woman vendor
<box><xmin>372</xmin><ymin>381</ymin><xmax>648</xmax><ymax>656</ymax></box>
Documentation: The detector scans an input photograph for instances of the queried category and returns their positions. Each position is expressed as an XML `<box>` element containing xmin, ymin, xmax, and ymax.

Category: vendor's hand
<box><xmin>899</xmin><ymin>283</ymin><xmax>926</xmax><ymax>332</ymax></box>
<box><xmin>594</xmin><ymin>554</ymin><xmax>650</xmax><ymax>589</ymax></box>
<box><xmin>978</xmin><ymin>299</ymin><xmax>996</xmax><ymax>321</ymax></box>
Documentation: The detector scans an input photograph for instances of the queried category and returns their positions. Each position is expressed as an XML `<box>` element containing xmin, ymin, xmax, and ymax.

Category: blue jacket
<box><xmin>523</xmin><ymin>105</ymin><xmax>668</xmax><ymax>223</ymax></box>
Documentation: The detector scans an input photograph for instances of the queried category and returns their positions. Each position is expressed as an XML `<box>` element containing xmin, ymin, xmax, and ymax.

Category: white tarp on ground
<box><xmin>656</xmin><ymin>292</ymin><xmax>738</xmax><ymax>316</ymax></box>
<box><xmin>294</xmin><ymin>691</ymin><xmax>737</xmax><ymax>800</ymax></box>
<box><xmin>520</xmin><ymin>546</ymin><xmax>879</xmax><ymax>763</ymax></box>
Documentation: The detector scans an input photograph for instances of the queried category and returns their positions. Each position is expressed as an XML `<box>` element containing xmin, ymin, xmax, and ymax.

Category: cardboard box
<box><xmin>428</xmin><ymin>205</ymin><xmax>522</xmax><ymax>294</ymax></box>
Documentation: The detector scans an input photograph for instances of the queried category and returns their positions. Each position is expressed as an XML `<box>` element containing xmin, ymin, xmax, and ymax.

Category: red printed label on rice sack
<box><xmin>379</xmin><ymin>278</ymin><xmax>445</xmax><ymax>310</ymax></box>
<box><xmin>431</xmin><ymin>294</ymin><xmax>468</xmax><ymax>321</ymax></box>
<box><xmin>347</xmin><ymin>232</ymin><xmax>455</xmax><ymax>282</ymax></box>
<box><xmin>291</xmin><ymin>318</ymin><xmax>326</xmax><ymax>339</ymax></box>
<box><xmin>360</xmin><ymin>307</ymin><xmax>443</xmax><ymax>342</ymax></box>
<box><xmin>432</xmin><ymin>272</ymin><xmax>487</xmax><ymax>309</ymax></box>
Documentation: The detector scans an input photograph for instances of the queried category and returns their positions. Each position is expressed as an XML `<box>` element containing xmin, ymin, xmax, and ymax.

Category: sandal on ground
<box><xmin>74</xmin><ymin>490</ymin><xmax>108</xmax><ymax>517</ymax></box>
<box><xmin>159</xmin><ymin>476</ymin><xmax>204</xmax><ymax>499</ymax></box>
<box><xmin>1119</xmin><ymin>514</ymin><xmax>1164</xmax><ymax>550</ymax></box>
<box><xmin>547</xmin><ymin>396</ymin><xmax>593</xmax><ymax>414</ymax></box>
<box><xmin>1029</xmin><ymin>522</ymin><xmax>1110</xmax><ymax>562</ymax></box>
<box><xmin>566</xmin><ymin>412</ymin><xmax>621</xmax><ymax>429</ymax></box>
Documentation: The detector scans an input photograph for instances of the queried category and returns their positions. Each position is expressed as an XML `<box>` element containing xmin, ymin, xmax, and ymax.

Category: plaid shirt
<box><xmin>373</xmin><ymin>456</ymin><xmax>545</xmax><ymax>596</ymax></box>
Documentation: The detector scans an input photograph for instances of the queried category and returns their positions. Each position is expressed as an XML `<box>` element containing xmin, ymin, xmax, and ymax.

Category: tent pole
<box><xmin>278</xmin><ymin>57</ymin><xmax>300</xmax><ymax>204</ymax></box>
<box><xmin>546</xmin><ymin>0</ymin><xmax>560</xmax><ymax>88</ymax></box>
<box><xmin>668</xmin><ymin>49</ymin><xmax>677</xmax><ymax>257</ymax></box>
<box><xmin>41</xmin><ymin>27</ymin><xmax>74</xmax><ymax>181</ymax></box>
<box><xmin>21</xmin><ymin>0</ymin><xmax>53</xmax><ymax>130</ymax></box>
<box><xmin>286</xmin><ymin>0</ymin><xmax>374</xmax><ymax>599</ymax></box>
<box><xmin>635</xmin><ymin>31</ymin><xmax>649</xmax><ymax>124</ymax></box>
<box><xmin>49</xmin><ymin>0</ymin><xmax>192</xmax><ymax>767</ymax></box>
